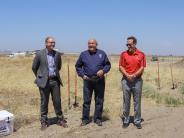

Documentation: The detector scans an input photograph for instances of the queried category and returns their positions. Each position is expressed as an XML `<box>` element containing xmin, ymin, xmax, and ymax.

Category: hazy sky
<box><xmin>0</xmin><ymin>0</ymin><xmax>184</xmax><ymax>55</ymax></box>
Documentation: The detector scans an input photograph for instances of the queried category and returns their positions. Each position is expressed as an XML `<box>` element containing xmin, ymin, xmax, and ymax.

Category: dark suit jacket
<box><xmin>32</xmin><ymin>48</ymin><xmax>63</xmax><ymax>88</ymax></box>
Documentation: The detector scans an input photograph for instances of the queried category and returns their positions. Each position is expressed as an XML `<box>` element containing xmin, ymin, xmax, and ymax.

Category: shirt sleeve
<box><xmin>75</xmin><ymin>53</ymin><xmax>85</xmax><ymax>77</ymax></box>
<box><xmin>119</xmin><ymin>53</ymin><xmax>125</xmax><ymax>67</ymax></box>
<box><xmin>102</xmin><ymin>53</ymin><xmax>111</xmax><ymax>73</ymax></box>
<box><xmin>141</xmin><ymin>53</ymin><xmax>146</xmax><ymax>67</ymax></box>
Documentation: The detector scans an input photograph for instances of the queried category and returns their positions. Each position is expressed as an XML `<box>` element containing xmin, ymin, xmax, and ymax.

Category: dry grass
<box><xmin>0</xmin><ymin>55</ymin><xmax>184</xmax><ymax>129</ymax></box>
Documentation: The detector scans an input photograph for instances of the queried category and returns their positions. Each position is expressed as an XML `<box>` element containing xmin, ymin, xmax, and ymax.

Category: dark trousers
<box><xmin>39</xmin><ymin>79</ymin><xmax>63</xmax><ymax>124</ymax></box>
<box><xmin>82</xmin><ymin>78</ymin><xmax>105</xmax><ymax>121</ymax></box>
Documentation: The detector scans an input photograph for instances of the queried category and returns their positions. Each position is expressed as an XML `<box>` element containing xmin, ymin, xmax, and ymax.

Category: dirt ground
<box><xmin>5</xmin><ymin>101</ymin><xmax>184</xmax><ymax>138</ymax></box>
<box><xmin>1</xmin><ymin>56</ymin><xmax>184</xmax><ymax>138</ymax></box>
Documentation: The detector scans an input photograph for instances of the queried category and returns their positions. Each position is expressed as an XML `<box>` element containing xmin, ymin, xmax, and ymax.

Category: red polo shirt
<box><xmin>119</xmin><ymin>49</ymin><xmax>146</xmax><ymax>75</ymax></box>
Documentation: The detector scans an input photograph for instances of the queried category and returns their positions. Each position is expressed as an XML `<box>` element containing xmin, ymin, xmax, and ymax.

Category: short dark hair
<box><xmin>127</xmin><ymin>36</ymin><xmax>137</xmax><ymax>45</ymax></box>
<box><xmin>45</xmin><ymin>36</ymin><xmax>53</xmax><ymax>43</ymax></box>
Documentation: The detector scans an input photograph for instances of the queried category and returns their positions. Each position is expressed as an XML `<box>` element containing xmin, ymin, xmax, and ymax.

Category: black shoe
<box><xmin>134</xmin><ymin>123</ymin><xmax>142</xmax><ymax>129</ymax></box>
<box><xmin>122</xmin><ymin>123</ymin><xmax>129</xmax><ymax>128</ymax></box>
<box><xmin>94</xmin><ymin>119</ymin><xmax>102</xmax><ymax>126</ymax></box>
<box><xmin>80</xmin><ymin>119</ymin><xmax>90</xmax><ymax>126</ymax></box>
<box><xmin>41</xmin><ymin>122</ymin><xmax>49</xmax><ymax>130</ymax></box>
<box><xmin>57</xmin><ymin>119</ymin><xmax>68</xmax><ymax>128</ymax></box>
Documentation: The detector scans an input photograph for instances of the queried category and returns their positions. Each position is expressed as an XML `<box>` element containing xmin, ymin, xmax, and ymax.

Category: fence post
<box><xmin>170</xmin><ymin>55</ymin><xmax>175</xmax><ymax>89</ymax></box>
<box><xmin>157</xmin><ymin>58</ymin><xmax>161</xmax><ymax>89</ymax></box>
<box><xmin>67</xmin><ymin>58</ymin><xmax>71</xmax><ymax>109</ymax></box>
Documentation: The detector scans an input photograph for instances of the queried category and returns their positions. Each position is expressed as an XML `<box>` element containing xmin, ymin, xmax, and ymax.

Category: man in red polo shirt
<box><xmin>119</xmin><ymin>36</ymin><xmax>146</xmax><ymax>129</ymax></box>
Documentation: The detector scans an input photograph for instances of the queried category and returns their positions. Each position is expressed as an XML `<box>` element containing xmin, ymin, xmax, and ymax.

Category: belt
<box><xmin>122</xmin><ymin>75</ymin><xmax>142</xmax><ymax>81</ymax></box>
<box><xmin>48</xmin><ymin>76</ymin><xmax>57</xmax><ymax>80</ymax></box>
<box><xmin>86</xmin><ymin>76</ymin><xmax>102</xmax><ymax>82</ymax></box>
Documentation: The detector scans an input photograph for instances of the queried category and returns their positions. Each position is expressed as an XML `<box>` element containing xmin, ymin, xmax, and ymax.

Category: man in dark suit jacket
<box><xmin>32</xmin><ymin>36</ymin><xmax>67</xmax><ymax>130</ymax></box>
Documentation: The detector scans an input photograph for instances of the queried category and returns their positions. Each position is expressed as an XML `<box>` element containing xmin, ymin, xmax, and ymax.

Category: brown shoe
<box><xmin>41</xmin><ymin>122</ymin><xmax>49</xmax><ymax>130</ymax></box>
<box><xmin>57</xmin><ymin>119</ymin><xmax>68</xmax><ymax>128</ymax></box>
<box><xmin>134</xmin><ymin>123</ymin><xmax>142</xmax><ymax>129</ymax></box>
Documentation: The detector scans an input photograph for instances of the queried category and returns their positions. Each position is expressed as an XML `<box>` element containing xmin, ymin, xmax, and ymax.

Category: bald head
<box><xmin>88</xmin><ymin>39</ymin><xmax>98</xmax><ymax>52</ymax></box>
<box><xmin>45</xmin><ymin>36</ymin><xmax>55</xmax><ymax>43</ymax></box>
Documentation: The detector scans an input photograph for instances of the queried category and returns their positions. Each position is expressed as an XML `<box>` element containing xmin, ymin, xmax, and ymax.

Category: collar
<box><xmin>127</xmin><ymin>48</ymin><xmax>139</xmax><ymax>55</ymax></box>
<box><xmin>88</xmin><ymin>49</ymin><xmax>98</xmax><ymax>55</ymax></box>
<box><xmin>46</xmin><ymin>48</ymin><xmax>54</xmax><ymax>55</ymax></box>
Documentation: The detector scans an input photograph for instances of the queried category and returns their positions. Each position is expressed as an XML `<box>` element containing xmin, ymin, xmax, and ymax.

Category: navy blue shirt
<box><xmin>75</xmin><ymin>49</ymin><xmax>111</xmax><ymax>78</ymax></box>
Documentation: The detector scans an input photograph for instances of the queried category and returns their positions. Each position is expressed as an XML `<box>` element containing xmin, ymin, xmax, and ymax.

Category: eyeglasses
<box><xmin>126</xmin><ymin>44</ymin><xmax>133</xmax><ymax>47</ymax></box>
<box><xmin>47</xmin><ymin>42</ymin><xmax>55</xmax><ymax>44</ymax></box>
<box><xmin>88</xmin><ymin>42</ymin><xmax>96</xmax><ymax>44</ymax></box>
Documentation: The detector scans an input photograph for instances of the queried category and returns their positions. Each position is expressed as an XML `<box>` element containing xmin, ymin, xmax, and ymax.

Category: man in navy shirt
<box><xmin>75</xmin><ymin>39</ymin><xmax>111</xmax><ymax>126</ymax></box>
